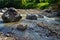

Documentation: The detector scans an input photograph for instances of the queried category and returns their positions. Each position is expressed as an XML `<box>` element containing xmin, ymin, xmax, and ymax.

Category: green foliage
<box><xmin>0</xmin><ymin>0</ymin><xmax>8</xmax><ymax>8</ymax></box>
<box><xmin>21</xmin><ymin>0</ymin><xmax>36</xmax><ymax>8</ymax></box>
<box><xmin>36</xmin><ymin>3</ymin><xmax>49</xmax><ymax>9</ymax></box>
<box><xmin>13</xmin><ymin>0</ymin><xmax>21</xmax><ymax>8</ymax></box>
<box><xmin>0</xmin><ymin>0</ymin><xmax>59</xmax><ymax>9</ymax></box>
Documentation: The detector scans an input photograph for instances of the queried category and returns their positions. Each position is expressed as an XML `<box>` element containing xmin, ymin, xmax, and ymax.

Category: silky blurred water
<box><xmin>0</xmin><ymin>14</ymin><xmax>60</xmax><ymax>40</ymax></box>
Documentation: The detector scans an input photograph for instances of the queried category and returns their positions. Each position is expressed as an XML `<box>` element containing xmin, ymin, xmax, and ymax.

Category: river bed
<box><xmin>0</xmin><ymin>13</ymin><xmax>60</xmax><ymax>40</ymax></box>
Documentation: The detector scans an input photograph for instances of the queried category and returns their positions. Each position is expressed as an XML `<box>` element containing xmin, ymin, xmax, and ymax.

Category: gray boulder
<box><xmin>2</xmin><ymin>8</ymin><xmax>22</xmax><ymax>22</ymax></box>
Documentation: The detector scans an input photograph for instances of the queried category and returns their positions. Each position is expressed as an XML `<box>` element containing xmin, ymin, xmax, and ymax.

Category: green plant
<box><xmin>36</xmin><ymin>3</ymin><xmax>49</xmax><ymax>9</ymax></box>
<box><xmin>0</xmin><ymin>0</ymin><xmax>60</xmax><ymax>9</ymax></box>
<box><xmin>21</xmin><ymin>0</ymin><xmax>37</xmax><ymax>8</ymax></box>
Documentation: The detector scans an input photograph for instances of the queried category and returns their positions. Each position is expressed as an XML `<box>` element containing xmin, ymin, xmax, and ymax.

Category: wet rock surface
<box><xmin>2</xmin><ymin>8</ymin><xmax>22</xmax><ymax>22</ymax></box>
<box><xmin>26</xmin><ymin>14</ymin><xmax>37</xmax><ymax>20</ymax></box>
<box><xmin>17</xmin><ymin>24</ymin><xmax>27</xmax><ymax>31</ymax></box>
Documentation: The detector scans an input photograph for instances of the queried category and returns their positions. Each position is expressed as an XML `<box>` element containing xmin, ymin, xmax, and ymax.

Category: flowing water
<box><xmin>0</xmin><ymin>14</ymin><xmax>60</xmax><ymax>40</ymax></box>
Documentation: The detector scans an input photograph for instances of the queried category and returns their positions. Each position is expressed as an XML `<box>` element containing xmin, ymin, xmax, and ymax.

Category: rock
<box><xmin>57</xmin><ymin>10</ymin><xmax>60</xmax><ymax>17</ymax></box>
<box><xmin>38</xmin><ymin>14</ymin><xmax>44</xmax><ymax>18</ymax></box>
<box><xmin>3</xmin><ymin>8</ymin><xmax>8</xmax><ymax>10</ymax></box>
<box><xmin>0</xmin><ymin>32</ymin><xmax>13</xmax><ymax>37</ymax></box>
<box><xmin>51</xmin><ymin>10</ymin><xmax>60</xmax><ymax>17</ymax></box>
<box><xmin>2</xmin><ymin>7</ymin><xmax>22</xmax><ymax>22</ymax></box>
<box><xmin>26</xmin><ymin>14</ymin><xmax>37</xmax><ymax>20</ymax></box>
<box><xmin>37</xmin><ymin>22</ymin><xmax>48</xmax><ymax>28</ymax></box>
<box><xmin>0</xmin><ymin>8</ymin><xmax>8</xmax><ymax>13</ymax></box>
<box><xmin>4</xmin><ymin>33</ymin><xmax>12</xmax><ymax>37</ymax></box>
<box><xmin>2</xmin><ymin>8</ymin><xmax>8</xmax><ymax>13</ymax></box>
<box><xmin>44</xmin><ymin>9</ymin><xmax>52</xmax><ymax>13</ymax></box>
<box><xmin>17</xmin><ymin>24</ymin><xmax>27</xmax><ymax>31</ymax></box>
<box><xmin>0</xmin><ymin>32</ymin><xmax>17</xmax><ymax>40</ymax></box>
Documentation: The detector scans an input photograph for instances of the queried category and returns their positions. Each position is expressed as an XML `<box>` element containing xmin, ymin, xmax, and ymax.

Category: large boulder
<box><xmin>2</xmin><ymin>8</ymin><xmax>22</xmax><ymax>22</ymax></box>
<box><xmin>26</xmin><ymin>14</ymin><xmax>37</xmax><ymax>20</ymax></box>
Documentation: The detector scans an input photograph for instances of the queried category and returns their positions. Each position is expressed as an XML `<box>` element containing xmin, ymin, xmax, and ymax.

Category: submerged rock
<box><xmin>17</xmin><ymin>24</ymin><xmax>27</xmax><ymax>31</ymax></box>
<box><xmin>26</xmin><ymin>14</ymin><xmax>37</xmax><ymax>20</ymax></box>
<box><xmin>37</xmin><ymin>22</ymin><xmax>48</xmax><ymax>28</ymax></box>
<box><xmin>2</xmin><ymin>7</ymin><xmax>22</xmax><ymax>22</ymax></box>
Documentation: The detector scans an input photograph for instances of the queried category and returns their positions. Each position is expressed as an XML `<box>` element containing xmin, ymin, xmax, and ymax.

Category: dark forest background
<box><xmin>0</xmin><ymin>0</ymin><xmax>60</xmax><ymax>10</ymax></box>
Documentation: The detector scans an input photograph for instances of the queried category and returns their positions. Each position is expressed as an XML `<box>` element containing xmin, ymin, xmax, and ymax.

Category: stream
<box><xmin>0</xmin><ymin>14</ymin><xmax>60</xmax><ymax>40</ymax></box>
